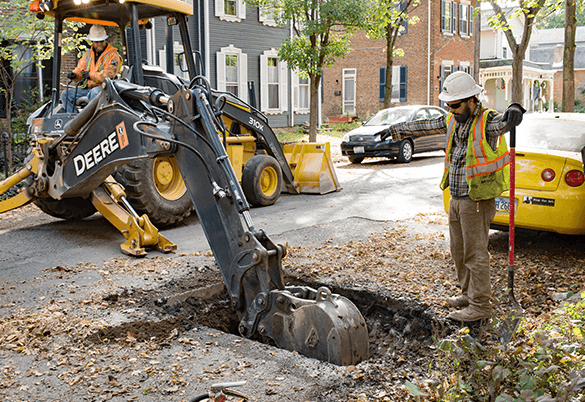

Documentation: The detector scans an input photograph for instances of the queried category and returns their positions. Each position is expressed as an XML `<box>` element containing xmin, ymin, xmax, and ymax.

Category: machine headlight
<box><xmin>342</xmin><ymin>133</ymin><xmax>350</xmax><ymax>142</ymax></box>
<box><xmin>374</xmin><ymin>134</ymin><xmax>381</xmax><ymax>142</ymax></box>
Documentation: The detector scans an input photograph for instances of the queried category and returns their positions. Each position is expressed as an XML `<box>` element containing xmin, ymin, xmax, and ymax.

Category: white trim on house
<box><xmin>260</xmin><ymin>48</ymin><xmax>288</xmax><ymax>114</ymax></box>
<box><xmin>217</xmin><ymin>45</ymin><xmax>248</xmax><ymax>102</ymax></box>
<box><xmin>215</xmin><ymin>0</ymin><xmax>247</xmax><ymax>22</ymax></box>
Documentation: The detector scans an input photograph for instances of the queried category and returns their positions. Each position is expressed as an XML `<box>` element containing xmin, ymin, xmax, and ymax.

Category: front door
<box><xmin>342</xmin><ymin>69</ymin><xmax>356</xmax><ymax>116</ymax></box>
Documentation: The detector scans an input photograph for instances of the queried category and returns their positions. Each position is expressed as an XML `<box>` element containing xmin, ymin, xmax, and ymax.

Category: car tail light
<box><xmin>541</xmin><ymin>169</ymin><xmax>555</xmax><ymax>182</ymax></box>
<box><xmin>565</xmin><ymin>170</ymin><xmax>585</xmax><ymax>187</ymax></box>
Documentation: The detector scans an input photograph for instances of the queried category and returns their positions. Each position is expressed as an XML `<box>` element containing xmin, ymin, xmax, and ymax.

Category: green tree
<box><xmin>0</xmin><ymin>0</ymin><xmax>84</xmax><ymax>173</ymax></box>
<box><xmin>247</xmin><ymin>0</ymin><xmax>375</xmax><ymax>141</ymax></box>
<box><xmin>485</xmin><ymin>0</ymin><xmax>549</xmax><ymax>104</ymax></box>
<box><xmin>366</xmin><ymin>0</ymin><xmax>420</xmax><ymax>109</ymax></box>
<box><xmin>537</xmin><ymin>0</ymin><xmax>585</xmax><ymax>27</ymax></box>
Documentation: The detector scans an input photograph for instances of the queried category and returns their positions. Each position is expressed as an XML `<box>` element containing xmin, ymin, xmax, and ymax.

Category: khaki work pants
<box><xmin>448</xmin><ymin>197</ymin><xmax>496</xmax><ymax>311</ymax></box>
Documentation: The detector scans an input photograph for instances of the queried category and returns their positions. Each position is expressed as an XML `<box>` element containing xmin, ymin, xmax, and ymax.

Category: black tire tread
<box><xmin>34</xmin><ymin>197</ymin><xmax>96</xmax><ymax>220</ymax></box>
<box><xmin>114</xmin><ymin>159</ymin><xmax>194</xmax><ymax>228</ymax></box>
<box><xmin>241</xmin><ymin>155</ymin><xmax>282</xmax><ymax>207</ymax></box>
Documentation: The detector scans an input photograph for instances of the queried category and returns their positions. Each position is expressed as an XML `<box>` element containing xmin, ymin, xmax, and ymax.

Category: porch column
<box><xmin>504</xmin><ymin>77</ymin><xmax>511</xmax><ymax>101</ymax></box>
<box><xmin>548</xmin><ymin>79</ymin><xmax>554</xmax><ymax>112</ymax></box>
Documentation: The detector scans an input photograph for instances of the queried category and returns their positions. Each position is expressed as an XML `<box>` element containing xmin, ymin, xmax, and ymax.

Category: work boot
<box><xmin>447</xmin><ymin>306</ymin><xmax>493</xmax><ymax>322</ymax></box>
<box><xmin>446</xmin><ymin>295</ymin><xmax>469</xmax><ymax>308</ymax></box>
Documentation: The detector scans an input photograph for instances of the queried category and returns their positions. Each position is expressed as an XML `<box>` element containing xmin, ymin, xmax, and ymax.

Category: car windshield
<box><xmin>365</xmin><ymin>108</ymin><xmax>416</xmax><ymax>126</ymax></box>
<box><xmin>515</xmin><ymin>116</ymin><xmax>585</xmax><ymax>152</ymax></box>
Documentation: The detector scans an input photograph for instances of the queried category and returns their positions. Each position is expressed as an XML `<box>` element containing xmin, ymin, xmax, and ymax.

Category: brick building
<box><xmin>322</xmin><ymin>0</ymin><xmax>477</xmax><ymax>122</ymax></box>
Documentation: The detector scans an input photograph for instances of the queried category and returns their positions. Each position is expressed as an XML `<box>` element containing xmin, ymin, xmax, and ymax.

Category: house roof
<box><xmin>531</xmin><ymin>26</ymin><xmax>585</xmax><ymax>45</ymax></box>
<box><xmin>480</xmin><ymin>59</ymin><xmax>553</xmax><ymax>71</ymax></box>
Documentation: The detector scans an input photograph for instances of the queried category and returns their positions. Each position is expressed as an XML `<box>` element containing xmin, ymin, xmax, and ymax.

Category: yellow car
<box><xmin>443</xmin><ymin>113</ymin><xmax>585</xmax><ymax>235</ymax></box>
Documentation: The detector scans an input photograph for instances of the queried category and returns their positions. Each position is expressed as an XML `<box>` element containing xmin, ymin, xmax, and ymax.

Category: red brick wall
<box><xmin>322</xmin><ymin>0</ymin><xmax>477</xmax><ymax>121</ymax></box>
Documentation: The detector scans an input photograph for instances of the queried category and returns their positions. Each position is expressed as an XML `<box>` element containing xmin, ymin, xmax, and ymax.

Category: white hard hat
<box><xmin>87</xmin><ymin>25</ymin><xmax>108</xmax><ymax>42</ymax></box>
<box><xmin>438</xmin><ymin>71</ymin><xmax>483</xmax><ymax>102</ymax></box>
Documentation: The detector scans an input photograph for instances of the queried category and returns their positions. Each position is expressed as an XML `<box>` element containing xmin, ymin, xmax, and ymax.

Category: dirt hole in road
<box><xmin>84</xmin><ymin>271</ymin><xmax>462</xmax><ymax>367</ymax></box>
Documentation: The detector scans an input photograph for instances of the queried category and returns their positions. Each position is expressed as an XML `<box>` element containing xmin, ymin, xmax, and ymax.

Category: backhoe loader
<box><xmin>24</xmin><ymin>0</ymin><xmax>340</xmax><ymax>229</ymax></box>
<box><xmin>0</xmin><ymin>0</ymin><xmax>367</xmax><ymax>366</ymax></box>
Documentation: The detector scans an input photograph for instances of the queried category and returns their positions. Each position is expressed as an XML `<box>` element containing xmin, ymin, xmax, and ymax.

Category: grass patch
<box><xmin>274</xmin><ymin>121</ymin><xmax>362</xmax><ymax>143</ymax></box>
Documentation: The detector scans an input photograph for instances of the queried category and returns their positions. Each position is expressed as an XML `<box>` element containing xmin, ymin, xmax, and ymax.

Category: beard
<box><xmin>452</xmin><ymin>107</ymin><xmax>471</xmax><ymax>123</ymax></box>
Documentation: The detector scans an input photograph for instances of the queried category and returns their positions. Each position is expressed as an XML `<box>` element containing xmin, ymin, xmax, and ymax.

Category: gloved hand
<box><xmin>503</xmin><ymin>103</ymin><xmax>526</xmax><ymax>127</ymax></box>
<box><xmin>380</xmin><ymin>128</ymin><xmax>392</xmax><ymax>141</ymax></box>
<box><xmin>81</xmin><ymin>71</ymin><xmax>91</xmax><ymax>81</ymax></box>
<box><xmin>66</xmin><ymin>71</ymin><xmax>77</xmax><ymax>80</ymax></box>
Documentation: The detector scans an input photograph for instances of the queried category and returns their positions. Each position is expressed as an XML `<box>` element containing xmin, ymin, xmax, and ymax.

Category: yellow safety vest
<box><xmin>440</xmin><ymin>107</ymin><xmax>510</xmax><ymax>201</ymax></box>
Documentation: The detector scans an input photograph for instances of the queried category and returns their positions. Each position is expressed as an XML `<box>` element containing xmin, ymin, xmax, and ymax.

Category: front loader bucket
<box><xmin>282</xmin><ymin>142</ymin><xmax>341</xmax><ymax>194</ymax></box>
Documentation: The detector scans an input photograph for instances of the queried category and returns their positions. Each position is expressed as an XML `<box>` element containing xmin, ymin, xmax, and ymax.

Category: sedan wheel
<box><xmin>397</xmin><ymin>140</ymin><xmax>413</xmax><ymax>163</ymax></box>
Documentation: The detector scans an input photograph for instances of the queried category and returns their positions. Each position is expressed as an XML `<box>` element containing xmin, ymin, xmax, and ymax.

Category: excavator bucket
<box><xmin>282</xmin><ymin>142</ymin><xmax>341</xmax><ymax>194</ymax></box>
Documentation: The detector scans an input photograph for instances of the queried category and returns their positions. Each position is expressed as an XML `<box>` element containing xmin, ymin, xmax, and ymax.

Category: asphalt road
<box><xmin>0</xmin><ymin>152</ymin><xmax>446</xmax><ymax>281</ymax></box>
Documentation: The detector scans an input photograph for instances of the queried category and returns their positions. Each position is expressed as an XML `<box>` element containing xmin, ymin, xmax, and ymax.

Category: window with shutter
<box><xmin>259</xmin><ymin>6</ymin><xmax>279</xmax><ymax>26</ymax></box>
<box><xmin>399</xmin><ymin>66</ymin><xmax>407</xmax><ymax>102</ymax></box>
<box><xmin>400</xmin><ymin>1</ymin><xmax>408</xmax><ymax>34</ymax></box>
<box><xmin>379</xmin><ymin>67</ymin><xmax>386</xmax><ymax>102</ymax></box>
<box><xmin>216</xmin><ymin>45</ymin><xmax>248</xmax><ymax>102</ymax></box>
<box><xmin>260</xmin><ymin>49</ymin><xmax>288</xmax><ymax>114</ymax></box>
<box><xmin>469</xmin><ymin>6</ymin><xmax>474</xmax><ymax>36</ymax></box>
<box><xmin>451</xmin><ymin>1</ymin><xmax>457</xmax><ymax>34</ymax></box>
<box><xmin>293</xmin><ymin>72</ymin><xmax>309</xmax><ymax>113</ymax></box>
<box><xmin>459</xmin><ymin>4</ymin><xmax>470</xmax><ymax>36</ymax></box>
<box><xmin>387</xmin><ymin>65</ymin><xmax>407</xmax><ymax>102</ymax></box>
<box><xmin>441</xmin><ymin>0</ymin><xmax>452</xmax><ymax>33</ymax></box>
<box><xmin>215</xmin><ymin>0</ymin><xmax>247</xmax><ymax>22</ymax></box>
<box><xmin>439</xmin><ymin>64</ymin><xmax>453</xmax><ymax>108</ymax></box>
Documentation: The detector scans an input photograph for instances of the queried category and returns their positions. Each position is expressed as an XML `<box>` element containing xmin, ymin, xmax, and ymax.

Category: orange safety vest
<box><xmin>73</xmin><ymin>43</ymin><xmax>122</xmax><ymax>89</ymax></box>
<box><xmin>440</xmin><ymin>107</ymin><xmax>510</xmax><ymax>201</ymax></box>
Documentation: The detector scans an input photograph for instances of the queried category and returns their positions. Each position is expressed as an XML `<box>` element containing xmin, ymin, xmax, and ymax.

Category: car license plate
<box><xmin>495</xmin><ymin>197</ymin><xmax>518</xmax><ymax>215</ymax></box>
<box><xmin>353</xmin><ymin>146</ymin><xmax>365</xmax><ymax>154</ymax></box>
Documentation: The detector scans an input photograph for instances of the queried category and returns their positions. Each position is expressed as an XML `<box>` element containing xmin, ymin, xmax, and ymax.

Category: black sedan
<box><xmin>341</xmin><ymin>105</ymin><xmax>447</xmax><ymax>163</ymax></box>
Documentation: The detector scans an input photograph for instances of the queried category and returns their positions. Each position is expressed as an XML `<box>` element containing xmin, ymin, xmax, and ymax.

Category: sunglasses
<box><xmin>92</xmin><ymin>40</ymin><xmax>105</xmax><ymax>44</ymax></box>
<box><xmin>446</xmin><ymin>100</ymin><xmax>465</xmax><ymax>110</ymax></box>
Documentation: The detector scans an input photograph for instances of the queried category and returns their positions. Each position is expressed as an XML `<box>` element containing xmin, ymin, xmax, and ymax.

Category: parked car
<box><xmin>340</xmin><ymin>105</ymin><xmax>447</xmax><ymax>164</ymax></box>
<box><xmin>443</xmin><ymin>113</ymin><xmax>585</xmax><ymax>235</ymax></box>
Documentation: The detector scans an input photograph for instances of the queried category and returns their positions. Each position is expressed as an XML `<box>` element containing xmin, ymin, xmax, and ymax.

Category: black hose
<box><xmin>63</xmin><ymin>90</ymin><xmax>100</xmax><ymax>137</ymax></box>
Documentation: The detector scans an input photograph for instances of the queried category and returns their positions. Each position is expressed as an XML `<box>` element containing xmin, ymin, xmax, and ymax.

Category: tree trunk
<box><xmin>562</xmin><ymin>0</ymin><xmax>577</xmax><ymax>112</ymax></box>
<box><xmin>473</xmin><ymin>7</ymin><xmax>480</xmax><ymax>83</ymax></box>
<box><xmin>383</xmin><ymin>25</ymin><xmax>396</xmax><ymax>109</ymax></box>
<box><xmin>489</xmin><ymin>0</ymin><xmax>546</xmax><ymax>106</ymax></box>
<box><xmin>5</xmin><ymin>88</ymin><xmax>13</xmax><ymax>174</ymax></box>
<box><xmin>511</xmin><ymin>52</ymin><xmax>524</xmax><ymax>104</ymax></box>
<box><xmin>308</xmin><ymin>72</ymin><xmax>320</xmax><ymax>142</ymax></box>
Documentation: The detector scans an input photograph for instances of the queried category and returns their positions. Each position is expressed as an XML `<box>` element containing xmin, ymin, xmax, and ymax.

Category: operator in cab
<box><xmin>60</xmin><ymin>24</ymin><xmax>123</xmax><ymax>113</ymax></box>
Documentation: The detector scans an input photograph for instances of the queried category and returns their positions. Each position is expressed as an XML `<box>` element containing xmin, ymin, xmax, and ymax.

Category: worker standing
<box><xmin>382</xmin><ymin>72</ymin><xmax>524</xmax><ymax>322</ymax></box>
<box><xmin>60</xmin><ymin>24</ymin><xmax>122</xmax><ymax>113</ymax></box>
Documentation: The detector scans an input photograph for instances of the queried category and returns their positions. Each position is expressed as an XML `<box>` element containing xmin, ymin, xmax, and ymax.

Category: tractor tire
<box><xmin>114</xmin><ymin>157</ymin><xmax>194</xmax><ymax>228</ymax></box>
<box><xmin>34</xmin><ymin>197</ymin><xmax>96</xmax><ymax>220</ymax></box>
<box><xmin>241</xmin><ymin>155</ymin><xmax>283</xmax><ymax>207</ymax></box>
<box><xmin>348</xmin><ymin>156</ymin><xmax>364</xmax><ymax>164</ymax></box>
<box><xmin>397</xmin><ymin>140</ymin><xmax>413</xmax><ymax>163</ymax></box>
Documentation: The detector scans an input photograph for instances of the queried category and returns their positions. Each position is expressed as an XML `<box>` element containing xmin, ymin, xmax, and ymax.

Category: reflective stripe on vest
<box><xmin>466</xmin><ymin>109</ymin><xmax>510</xmax><ymax>178</ymax></box>
<box><xmin>85</xmin><ymin>47</ymin><xmax>117</xmax><ymax>72</ymax></box>
<box><xmin>443</xmin><ymin>114</ymin><xmax>456</xmax><ymax>167</ymax></box>
<box><xmin>440</xmin><ymin>107</ymin><xmax>510</xmax><ymax>199</ymax></box>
